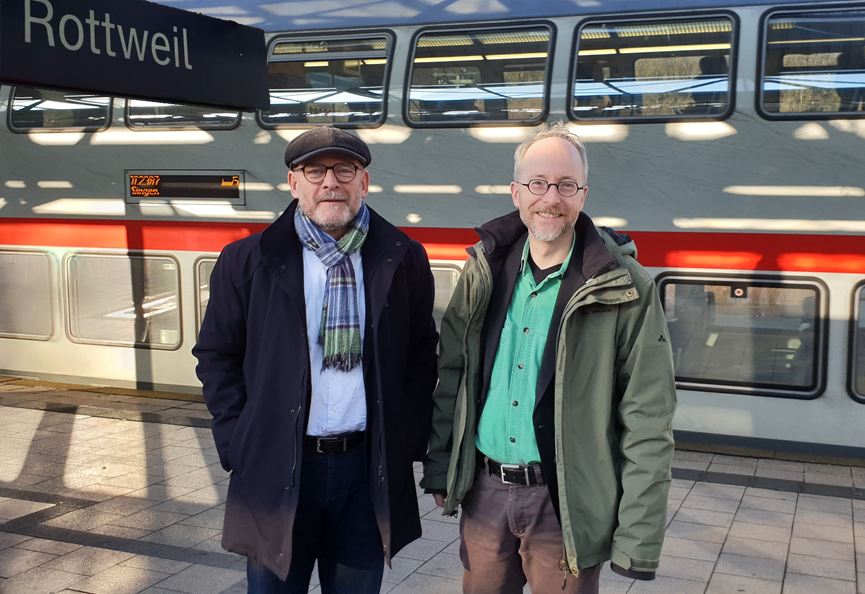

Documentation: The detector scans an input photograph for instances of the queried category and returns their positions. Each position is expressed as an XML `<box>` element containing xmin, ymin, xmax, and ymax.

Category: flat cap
<box><xmin>284</xmin><ymin>127</ymin><xmax>372</xmax><ymax>169</ymax></box>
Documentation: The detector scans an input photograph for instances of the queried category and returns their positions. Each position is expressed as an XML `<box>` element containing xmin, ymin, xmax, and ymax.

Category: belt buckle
<box><xmin>315</xmin><ymin>438</ymin><xmax>326</xmax><ymax>454</ymax></box>
<box><xmin>499</xmin><ymin>463</ymin><xmax>529</xmax><ymax>485</ymax></box>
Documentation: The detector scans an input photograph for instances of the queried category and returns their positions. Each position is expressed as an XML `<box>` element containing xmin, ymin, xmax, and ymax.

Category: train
<box><xmin>2</xmin><ymin>0</ymin><xmax>865</xmax><ymax>459</ymax></box>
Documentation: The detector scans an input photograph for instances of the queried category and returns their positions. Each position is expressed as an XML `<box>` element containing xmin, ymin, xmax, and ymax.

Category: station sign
<box><xmin>0</xmin><ymin>0</ymin><xmax>269</xmax><ymax>110</ymax></box>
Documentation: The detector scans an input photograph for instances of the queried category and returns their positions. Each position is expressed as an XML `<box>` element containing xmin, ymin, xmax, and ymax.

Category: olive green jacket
<box><xmin>421</xmin><ymin>212</ymin><xmax>676</xmax><ymax>576</ymax></box>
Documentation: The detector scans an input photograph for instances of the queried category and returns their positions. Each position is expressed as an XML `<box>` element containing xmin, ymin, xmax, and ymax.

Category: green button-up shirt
<box><xmin>476</xmin><ymin>236</ymin><xmax>575</xmax><ymax>464</ymax></box>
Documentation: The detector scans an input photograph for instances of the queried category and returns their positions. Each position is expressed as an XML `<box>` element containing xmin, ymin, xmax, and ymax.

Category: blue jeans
<box><xmin>246</xmin><ymin>447</ymin><xmax>384</xmax><ymax>594</ymax></box>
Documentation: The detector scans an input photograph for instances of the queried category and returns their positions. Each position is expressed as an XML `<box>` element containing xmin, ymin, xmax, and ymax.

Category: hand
<box><xmin>433</xmin><ymin>493</ymin><xmax>446</xmax><ymax>508</ymax></box>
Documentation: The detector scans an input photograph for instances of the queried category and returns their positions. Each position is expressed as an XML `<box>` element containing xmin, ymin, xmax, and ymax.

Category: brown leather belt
<box><xmin>303</xmin><ymin>431</ymin><xmax>364</xmax><ymax>454</ymax></box>
<box><xmin>486</xmin><ymin>457</ymin><xmax>545</xmax><ymax>486</ymax></box>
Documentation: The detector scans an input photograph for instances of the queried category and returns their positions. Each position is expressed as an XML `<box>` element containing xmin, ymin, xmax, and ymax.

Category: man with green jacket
<box><xmin>422</xmin><ymin>122</ymin><xmax>677</xmax><ymax>594</ymax></box>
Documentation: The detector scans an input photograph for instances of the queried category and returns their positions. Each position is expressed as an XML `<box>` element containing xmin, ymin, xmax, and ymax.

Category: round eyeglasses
<box><xmin>294</xmin><ymin>163</ymin><xmax>361</xmax><ymax>184</ymax></box>
<box><xmin>520</xmin><ymin>179</ymin><xmax>586</xmax><ymax>198</ymax></box>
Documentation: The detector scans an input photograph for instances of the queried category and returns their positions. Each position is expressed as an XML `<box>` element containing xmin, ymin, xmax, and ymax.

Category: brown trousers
<box><xmin>459</xmin><ymin>468</ymin><xmax>601</xmax><ymax>594</ymax></box>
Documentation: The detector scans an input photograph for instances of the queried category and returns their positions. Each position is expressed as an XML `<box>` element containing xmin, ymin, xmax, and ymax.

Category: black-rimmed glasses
<box><xmin>520</xmin><ymin>179</ymin><xmax>586</xmax><ymax>197</ymax></box>
<box><xmin>294</xmin><ymin>163</ymin><xmax>361</xmax><ymax>184</ymax></box>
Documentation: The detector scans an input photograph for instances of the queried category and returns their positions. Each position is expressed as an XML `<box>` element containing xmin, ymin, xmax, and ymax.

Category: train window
<box><xmin>659</xmin><ymin>276</ymin><xmax>824</xmax><ymax>398</ymax></box>
<box><xmin>0</xmin><ymin>251</ymin><xmax>53</xmax><ymax>340</ymax></box>
<box><xmin>126</xmin><ymin>100</ymin><xmax>240</xmax><ymax>129</ymax></box>
<box><xmin>431</xmin><ymin>266</ymin><xmax>461</xmax><ymax>330</ymax></box>
<box><xmin>65</xmin><ymin>254</ymin><xmax>181</xmax><ymax>349</ymax></box>
<box><xmin>849</xmin><ymin>284</ymin><xmax>865</xmax><ymax>402</ymax></box>
<box><xmin>196</xmin><ymin>258</ymin><xmax>217</xmax><ymax>336</ymax></box>
<box><xmin>761</xmin><ymin>9</ymin><xmax>865</xmax><ymax>116</ymax></box>
<box><xmin>572</xmin><ymin>17</ymin><xmax>734</xmax><ymax>120</ymax></box>
<box><xmin>8</xmin><ymin>87</ymin><xmax>111</xmax><ymax>131</ymax></box>
<box><xmin>407</xmin><ymin>25</ymin><xmax>552</xmax><ymax>124</ymax></box>
<box><xmin>258</xmin><ymin>36</ymin><xmax>391</xmax><ymax>127</ymax></box>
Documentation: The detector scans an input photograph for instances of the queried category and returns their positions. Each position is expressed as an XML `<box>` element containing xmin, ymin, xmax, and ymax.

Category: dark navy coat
<box><xmin>193</xmin><ymin>200</ymin><xmax>438</xmax><ymax>580</ymax></box>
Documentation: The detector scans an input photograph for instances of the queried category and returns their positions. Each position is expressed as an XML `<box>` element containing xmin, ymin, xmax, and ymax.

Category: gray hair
<box><xmin>513</xmin><ymin>121</ymin><xmax>588</xmax><ymax>184</ymax></box>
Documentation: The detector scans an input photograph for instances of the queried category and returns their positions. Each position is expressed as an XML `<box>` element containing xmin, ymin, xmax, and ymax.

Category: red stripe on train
<box><xmin>3</xmin><ymin>219</ymin><xmax>865</xmax><ymax>274</ymax></box>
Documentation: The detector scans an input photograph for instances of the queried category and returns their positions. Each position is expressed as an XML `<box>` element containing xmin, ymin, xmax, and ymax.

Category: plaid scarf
<box><xmin>294</xmin><ymin>202</ymin><xmax>370</xmax><ymax>372</ymax></box>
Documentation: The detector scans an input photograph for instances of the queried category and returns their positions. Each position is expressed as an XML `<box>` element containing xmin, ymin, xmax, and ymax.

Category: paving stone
<box><xmin>665</xmin><ymin>520</ymin><xmax>729</xmax><ymax>543</ymax></box>
<box><xmin>88</xmin><ymin>523</ymin><xmax>153</xmax><ymax>540</ymax></box>
<box><xmin>109</xmin><ymin>509</ymin><xmax>189</xmax><ymax>531</ymax></box>
<box><xmin>740</xmin><ymin>495</ymin><xmax>797</xmax><ymax>514</ymax></box>
<box><xmin>386</xmin><ymin>572</ymin><xmax>462</xmax><ymax>594</ymax></box>
<box><xmin>382</xmin><ymin>556</ymin><xmax>424</xmax><ymax>584</ymax></box>
<box><xmin>795</xmin><ymin>508</ymin><xmax>852</xmax><ymax>527</ymax></box>
<box><xmin>714</xmin><ymin>552</ymin><xmax>785</xmax><ymax>581</ymax></box>
<box><xmin>0</xmin><ymin>567</ymin><xmax>85</xmax><ymax>594</ymax></box>
<box><xmin>597</xmin><ymin>577</ymin><xmax>633</xmax><ymax>593</ymax></box>
<box><xmin>11</xmin><ymin>537</ymin><xmax>81</xmax><ymax>556</ymax></box>
<box><xmin>179</xmin><ymin>508</ymin><xmax>224</xmax><ymax>530</ymax></box>
<box><xmin>395</xmin><ymin>537</ymin><xmax>449</xmax><ymax>562</ymax></box>
<box><xmin>138</xmin><ymin>523</ymin><xmax>221</xmax><ymax>548</ymax></box>
<box><xmin>625</xmin><ymin>574</ymin><xmax>707</xmax><ymax>593</ymax></box>
<box><xmin>782</xmin><ymin>573</ymin><xmax>857</xmax><ymax>594</ymax></box>
<box><xmin>0</xmin><ymin>533</ymin><xmax>31</xmax><ymax>551</ymax></box>
<box><xmin>757</xmin><ymin>459</ymin><xmax>804</xmax><ymax>472</ymax></box>
<box><xmin>674</xmin><ymin>507</ymin><xmax>735</xmax><ymax>528</ymax></box>
<box><xmin>728</xmin><ymin>521</ymin><xmax>791</xmax><ymax>543</ymax></box>
<box><xmin>754</xmin><ymin>469</ymin><xmax>803</xmax><ymax>482</ymax></box>
<box><xmin>706</xmin><ymin>572</ymin><xmax>781</xmax><ymax>594</ymax></box>
<box><xmin>42</xmin><ymin>508</ymin><xmax>125</xmax><ymax>531</ymax></box>
<box><xmin>788</xmin><ymin>536</ymin><xmax>854</xmax><ymax>561</ymax></box>
<box><xmin>41</xmin><ymin>546</ymin><xmax>136</xmax><ymax>576</ymax></box>
<box><xmin>681</xmin><ymin>494</ymin><xmax>740</xmax><ymax>514</ymax></box>
<box><xmin>797</xmin><ymin>495</ymin><xmax>852</xmax><ymax>514</ymax></box>
<box><xmin>0</xmin><ymin>498</ymin><xmax>55</xmax><ymax>521</ymax></box>
<box><xmin>65</xmin><ymin>565</ymin><xmax>170</xmax><ymax>594</ymax></box>
<box><xmin>149</xmin><ymin>564</ymin><xmax>244</xmax><ymax>594</ymax></box>
<box><xmin>786</xmin><ymin>553</ymin><xmax>856</xmax><ymax>581</ymax></box>
<box><xmin>722</xmin><ymin>536</ymin><xmax>788</xmax><ymax>561</ymax></box>
<box><xmin>656</xmin><ymin>554</ymin><xmax>714</xmax><ymax>582</ymax></box>
<box><xmin>804</xmin><ymin>472</ymin><xmax>853</xmax><ymax>487</ymax></box>
<box><xmin>415</xmin><ymin>552</ymin><xmax>462</xmax><ymax>580</ymax></box>
<box><xmin>793</xmin><ymin>520</ymin><xmax>854</xmax><ymax>543</ymax></box>
<box><xmin>119</xmin><ymin>555</ymin><xmax>192</xmax><ymax>574</ymax></box>
<box><xmin>736</xmin><ymin>508</ymin><xmax>795</xmax><ymax>528</ymax></box>
<box><xmin>419</xmin><ymin>518</ymin><xmax>460</xmax><ymax>543</ymax></box>
<box><xmin>689</xmin><ymin>483</ymin><xmax>745</xmax><ymax>500</ymax></box>
<box><xmin>0</xmin><ymin>547</ymin><xmax>56</xmax><ymax>578</ymax></box>
<box><xmin>661</xmin><ymin>536</ymin><xmax>722</xmax><ymax>562</ymax></box>
<box><xmin>708</xmin><ymin>463</ymin><xmax>756</xmax><ymax>476</ymax></box>
<box><xmin>672</xmin><ymin>459</ymin><xmax>710</xmax><ymax>471</ymax></box>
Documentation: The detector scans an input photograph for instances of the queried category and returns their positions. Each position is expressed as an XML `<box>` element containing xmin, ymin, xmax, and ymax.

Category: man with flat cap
<box><xmin>194</xmin><ymin>127</ymin><xmax>439</xmax><ymax>594</ymax></box>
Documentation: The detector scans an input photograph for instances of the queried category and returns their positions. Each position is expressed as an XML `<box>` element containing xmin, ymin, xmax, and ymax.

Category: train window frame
<box><xmin>124</xmin><ymin>100</ymin><xmax>242</xmax><ymax>130</ymax></box>
<box><xmin>63</xmin><ymin>251</ymin><xmax>183</xmax><ymax>351</ymax></box>
<box><xmin>568</xmin><ymin>12</ymin><xmax>738</xmax><ymax>124</ymax></box>
<box><xmin>257</xmin><ymin>31</ymin><xmax>395</xmax><ymax>130</ymax></box>
<box><xmin>195</xmin><ymin>256</ymin><xmax>219</xmax><ymax>341</ymax></box>
<box><xmin>403</xmin><ymin>21</ymin><xmax>556</xmax><ymax>128</ymax></box>
<box><xmin>757</xmin><ymin>5</ymin><xmax>865</xmax><ymax>120</ymax></box>
<box><xmin>0</xmin><ymin>249</ymin><xmax>55</xmax><ymax>341</ymax></box>
<box><xmin>429</xmin><ymin>263</ymin><xmax>463</xmax><ymax>330</ymax></box>
<box><xmin>847</xmin><ymin>280</ymin><xmax>865</xmax><ymax>403</ymax></box>
<box><xmin>655</xmin><ymin>272</ymin><xmax>827</xmax><ymax>400</ymax></box>
<box><xmin>7</xmin><ymin>87</ymin><xmax>113</xmax><ymax>133</ymax></box>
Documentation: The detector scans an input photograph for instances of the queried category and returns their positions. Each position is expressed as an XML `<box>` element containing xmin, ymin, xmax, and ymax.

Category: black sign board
<box><xmin>0</xmin><ymin>0</ymin><xmax>269</xmax><ymax>110</ymax></box>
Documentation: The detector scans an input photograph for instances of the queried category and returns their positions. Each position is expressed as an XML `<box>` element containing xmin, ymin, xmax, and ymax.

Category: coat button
<box><xmin>281</xmin><ymin>265</ymin><xmax>285</xmax><ymax>269</ymax></box>
<box><xmin>396</xmin><ymin>241</ymin><xmax>401</xmax><ymax>246</ymax></box>
<box><xmin>387</xmin><ymin>258</ymin><xmax>393</xmax><ymax>262</ymax></box>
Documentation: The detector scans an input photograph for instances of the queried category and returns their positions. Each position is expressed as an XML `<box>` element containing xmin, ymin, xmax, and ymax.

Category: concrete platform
<box><xmin>1</xmin><ymin>378</ymin><xmax>863</xmax><ymax>594</ymax></box>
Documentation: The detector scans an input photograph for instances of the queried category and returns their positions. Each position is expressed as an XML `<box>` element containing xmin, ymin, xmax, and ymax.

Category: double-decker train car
<box><xmin>2</xmin><ymin>0</ymin><xmax>865</xmax><ymax>458</ymax></box>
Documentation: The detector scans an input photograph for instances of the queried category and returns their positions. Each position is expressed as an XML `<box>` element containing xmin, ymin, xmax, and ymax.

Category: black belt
<box><xmin>303</xmin><ymin>432</ymin><xmax>364</xmax><ymax>454</ymax></box>
<box><xmin>486</xmin><ymin>457</ymin><xmax>545</xmax><ymax>486</ymax></box>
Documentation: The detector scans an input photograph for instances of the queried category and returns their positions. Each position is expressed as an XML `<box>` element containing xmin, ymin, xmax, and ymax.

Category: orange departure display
<box><xmin>128</xmin><ymin>173</ymin><xmax>241</xmax><ymax>199</ymax></box>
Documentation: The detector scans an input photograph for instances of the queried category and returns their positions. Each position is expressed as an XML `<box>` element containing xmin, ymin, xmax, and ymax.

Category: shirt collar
<box><xmin>519</xmin><ymin>232</ymin><xmax>576</xmax><ymax>287</ymax></box>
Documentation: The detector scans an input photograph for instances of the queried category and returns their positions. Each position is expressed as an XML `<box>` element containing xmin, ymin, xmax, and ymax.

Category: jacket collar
<box><xmin>475</xmin><ymin>210</ymin><xmax>616</xmax><ymax>282</ymax></box>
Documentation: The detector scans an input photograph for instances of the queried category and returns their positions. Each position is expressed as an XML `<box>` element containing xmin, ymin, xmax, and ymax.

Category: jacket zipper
<box><xmin>555</xmin><ymin>268</ymin><xmax>636</xmax><ymax>575</ymax></box>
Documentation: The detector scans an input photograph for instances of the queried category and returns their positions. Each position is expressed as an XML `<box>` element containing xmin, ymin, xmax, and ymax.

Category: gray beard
<box><xmin>305</xmin><ymin>191</ymin><xmax>359</xmax><ymax>231</ymax></box>
<box><xmin>519</xmin><ymin>208</ymin><xmax>575</xmax><ymax>243</ymax></box>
